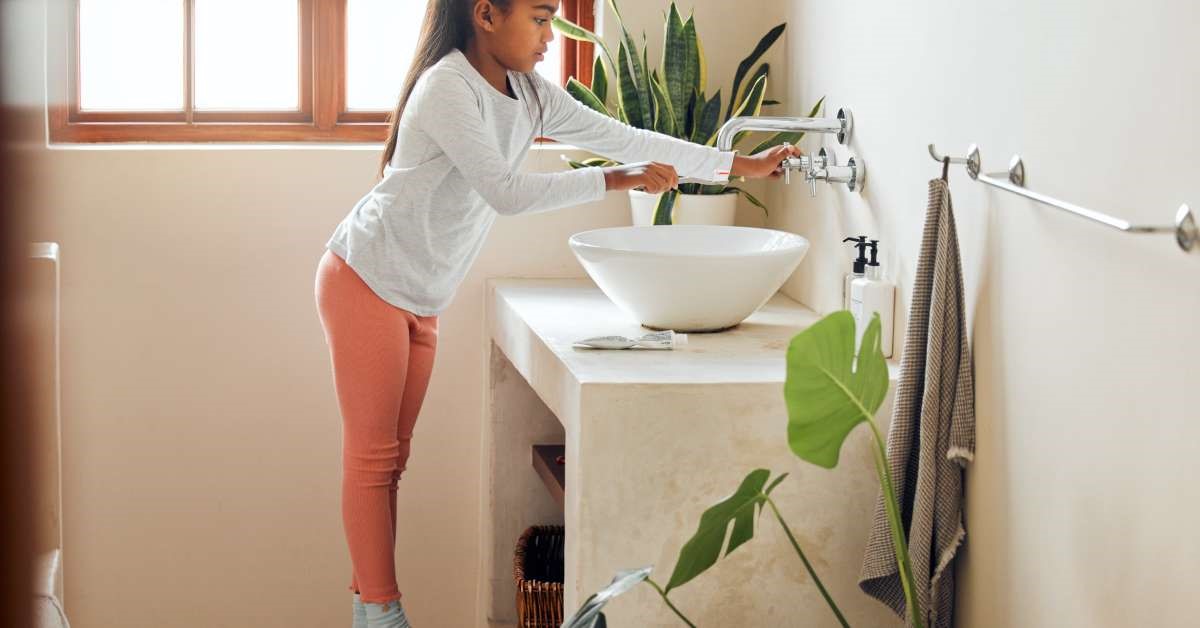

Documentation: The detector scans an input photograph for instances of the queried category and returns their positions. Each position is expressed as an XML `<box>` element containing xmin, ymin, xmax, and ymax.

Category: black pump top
<box><xmin>867</xmin><ymin>239</ymin><xmax>880</xmax><ymax>267</ymax></box>
<box><xmin>842</xmin><ymin>235</ymin><xmax>869</xmax><ymax>274</ymax></box>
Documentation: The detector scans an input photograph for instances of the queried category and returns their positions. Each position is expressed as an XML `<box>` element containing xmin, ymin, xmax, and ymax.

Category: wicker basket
<box><xmin>514</xmin><ymin>524</ymin><xmax>565</xmax><ymax>627</ymax></box>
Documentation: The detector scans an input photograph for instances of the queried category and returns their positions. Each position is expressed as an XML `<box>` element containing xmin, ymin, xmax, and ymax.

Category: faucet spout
<box><xmin>715</xmin><ymin>107</ymin><xmax>853</xmax><ymax>150</ymax></box>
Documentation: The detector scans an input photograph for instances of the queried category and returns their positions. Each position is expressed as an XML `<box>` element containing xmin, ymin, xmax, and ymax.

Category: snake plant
<box><xmin>552</xmin><ymin>0</ymin><xmax>823</xmax><ymax>224</ymax></box>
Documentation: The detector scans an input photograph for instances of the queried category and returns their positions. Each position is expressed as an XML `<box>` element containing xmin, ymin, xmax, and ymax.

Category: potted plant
<box><xmin>563</xmin><ymin>313</ymin><xmax>925</xmax><ymax>628</ymax></box>
<box><xmin>553</xmin><ymin>1</ymin><xmax>823</xmax><ymax>226</ymax></box>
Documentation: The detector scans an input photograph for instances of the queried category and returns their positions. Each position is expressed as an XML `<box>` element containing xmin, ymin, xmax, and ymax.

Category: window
<box><xmin>49</xmin><ymin>0</ymin><xmax>596</xmax><ymax>143</ymax></box>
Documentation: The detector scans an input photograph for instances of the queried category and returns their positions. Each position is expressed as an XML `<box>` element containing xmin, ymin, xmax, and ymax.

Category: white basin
<box><xmin>568</xmin><ymin>225</ymin><xmax>810</xmax><ymax>332</ymax></box>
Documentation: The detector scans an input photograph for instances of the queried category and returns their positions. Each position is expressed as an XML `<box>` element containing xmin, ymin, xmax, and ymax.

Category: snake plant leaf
<box><xmin>725</xmin><ymin>186</ymin><xmax>768</xmax><ymax>217</ymax></box>
<box><xmin>652</xmin><ymin>189</ymin><xmax>678</xmax><ymax>225</ymax></box>
<box><xmin>695</xmin><ymin>27</ymin><xmax>707</xmax><ymax>94</ymax></box>
<box><xmin>642</xmin><ymin>37</ymin><xmax>655</xmax><ymax>127</ymax></box>
<box><xmin>694</xmin><ymin>89</ymin><xmax>721</xmax><ymax>145</ymax></box>
<box><xmin>616</xmin><ymin>40</ymin><xmax>644</xmax><ymax>128</ymax></box>
<box><xmin>561</xmin><ymin>565</ymin><xmax>653</xmax><ymax>628</ymax></box>
<box><xmin>749</xmin><ymin>95</ymin><xmax>825</xmax><ymax>154</ymax></box>
<box><xmin>649</xmin><ymin>71</ymin><xmax>677</xmax><ymax>136</ymax></box>
<box><xmin>566</xmin><ymin>77</ymin><xmax>611</xmax><ymax>117</ymax></box>
<box><xmin>665</xmin><ymin>468</ymin><xmax>780</xmax><ymax>593</ymax></box>
<box><xmin>785</xmin><ymin>311</ymin><xmax>888</xmax><ymax>469</ymax></box>
<box><xmin>748</xmin><ymin>62</ymin><xmax>769</xmax><ymax>95</ymax></box>
<box><xmin>561</xmin><ymin>154</ymin><xmax>617</xmax><ymax>170</ymax></box>
<box><xmin>729</xmin><ymin>73</ymin><xmax>768</xmax><ymax>147</ymax></box>
<box><xmin>763</xmin><ymin>99</ymin><xmax>781</xmax><ymax>105</ymax></box>
<box><xmin>608</xmin><ymin>0</ymin><xmax>653</xmax><ymax>130</ymax></box>
<box><xmin>727</xmin><ymin>22</ymin><xmax>786</xmax><ymax>120</ymax></box>
<box><xmin>591</xmin><ymin>54</ymin><xmax>608</xmax><ymax>104</ymax></box>
<box><xmin>551</xmin><ymin>15</ymin><xmax>616</xmax><ymax>77</ymax></box>
<box><xmin>684</xmin><ymin>87</ymin><xmax>700</xmax><ymax>139</ymax></box>
<box><xmin>663</xmin><ymin>3</ymin><xmax>699</xmax><ymax>134</ymax></box>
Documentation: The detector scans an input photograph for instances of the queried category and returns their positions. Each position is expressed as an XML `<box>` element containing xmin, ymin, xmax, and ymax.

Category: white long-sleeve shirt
<box><xmin>325</xmin><ymin>47</ymin><xmax>736</xmax><ymax>316</ymax></box>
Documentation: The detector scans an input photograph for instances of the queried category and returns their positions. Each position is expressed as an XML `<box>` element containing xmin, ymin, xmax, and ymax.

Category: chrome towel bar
<box><xmin>928</xmin><ymin>144</ymin><xmax>1196</xmax><ymax>254</ymax></box>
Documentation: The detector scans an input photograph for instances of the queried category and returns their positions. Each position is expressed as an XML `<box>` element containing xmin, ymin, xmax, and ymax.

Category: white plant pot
<box><xmin>628</xmin><ymin>189</ymin><xmax>738</xmax><ymax>226</ymax></box>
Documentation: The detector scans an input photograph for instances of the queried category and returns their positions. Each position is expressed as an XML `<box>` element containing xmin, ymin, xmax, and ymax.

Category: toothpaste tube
<box><xmin>572</xmin><ymin>330</ymin><xmax>688</xmax><ymax>350</ymax></box>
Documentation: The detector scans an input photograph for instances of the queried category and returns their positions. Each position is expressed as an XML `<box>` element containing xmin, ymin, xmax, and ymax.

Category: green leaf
<box><xmin>663</xmin><ymin>4</ymin><xmax>699</xmax><ymax>133</ymax></box>
<box><xmin>566</xmin><ymin>77</ymin><xmax>611</xmax><ymax>117</ymax></box>
<box><xmin>726</xmin><ymin>22</ymin><xmax>786</xmax><ymax>121</ymax></box>
<box><xmin>726</xmin><ymin>186</ymin><xmax>768</xmax><ymax>216</ymax></box>
<box><xmin>641</xmin><ymin>37</ymin><xmax>654</xmax><ymax>126</ymax></box>
<box><xmin>665</xmin><ymin>469</ymin><xmax>778</xmax><ymax>593</ymax></box>
<box><xmin>563</xmin><ymin>156</ymin><xmax>618</xmax><ymax>170</ymax></box>
<box><xmin>608</xmin><ymin>0</ymin><xmax>653</xmax><ymax>130</ymax></box>
<box><xmin>652</xmin><ymin>189</ymin><xmax>678</xmax><ymax>225</ymax></box>
<box><xmin>649</xmin><ymin>71</ymin><xmax>677</xmax><ymax>136</ymax></box>
<box><xmin>749</xmin><ymin>96</ymin><xmax>825</xmax><ymax>154</ymax></box>
<box><xmin>562</xmin><ymin>566</ymin><xmax>653</xmax><ymax>628</ymax></box>
<box><xmin>616</xmin><ymin>40</ymin><xmax>644</xmax><ymax>128</ymax></box>
<box><xmin>729</xmin><ymin>74</ymin><xmax>768</xmax><ymax>147</ymax></box>
<box><xmin>693</xmin><ymin>89</ymin><xmax>721</xmax><ymax>145</ymax></box>
<box><xmin>552</xmin><ymin>15</ymin><xmax>616</xmax><ymax>79</ymax></box>
<box><xmin>762</xmin><ymin>99</ymin><xmax>781</xmax><ymax>106</ymax></box>
<box><xmin>591</xmin><ymin>54</ymin><xmax>608</xmax><ymax>104</ymax></box>
<box><xmin>784</xmin><ymin>311</ymin><xmax>889</xmax><ymax>469</ymax></box>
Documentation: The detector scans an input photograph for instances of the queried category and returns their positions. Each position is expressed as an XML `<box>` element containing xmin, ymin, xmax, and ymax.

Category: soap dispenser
<box><xmin>849</xmin><ymin>239</ymin><xmax>895</xmax><ymax>358</ymax></box>
<box><xmin>841</xmin><ymin>236</ymin><xmax>869</xmax><ymax>310</ymax></box>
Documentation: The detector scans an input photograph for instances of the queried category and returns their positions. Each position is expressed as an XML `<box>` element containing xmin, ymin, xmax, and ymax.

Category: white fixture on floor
<box><xmin>27</xmin><ymin>242</ymin><xmax>70</xmax><ymax>627</ymax></box>
<box><xmin>567</xmin><ymin>225</ymin><xmax>809</xmax><ymax>332</ymax></box>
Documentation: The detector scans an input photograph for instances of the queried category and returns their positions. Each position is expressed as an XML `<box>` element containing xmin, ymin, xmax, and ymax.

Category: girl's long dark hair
<box><xmin>378</xmin><ymin>0</ymin><xmax>545</xmax><ymax>180</ymax></box>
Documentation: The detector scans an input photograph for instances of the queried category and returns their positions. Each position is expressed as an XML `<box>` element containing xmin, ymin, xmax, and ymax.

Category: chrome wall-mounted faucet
<box><xmin>715</xmin><ymin>108</ymin><xmax>854</xmax><ymax>149</ymax></box>
<box><xmin>780</xmin><ymin>146</ymin><xmax>864</xmax><ymax>197</ymax></box>
<box><xmin>715</xmin><ymin>107</ymin><xmax>864</xmax><ymax>197</ymax></box>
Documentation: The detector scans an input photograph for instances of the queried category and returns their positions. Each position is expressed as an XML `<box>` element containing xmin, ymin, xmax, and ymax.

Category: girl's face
<box><xmin>477</xmin><ymin>0</ymin><xmax>559</xmax><ymax>74</ymax></box>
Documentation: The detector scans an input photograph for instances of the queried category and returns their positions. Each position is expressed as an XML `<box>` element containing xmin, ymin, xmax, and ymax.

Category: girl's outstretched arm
<box><xmin>412</xmin><ymin>67</ymin><xmax>608</xmax><ymax>216</ymax></box>
<box><xmin>533</xmin><ymin>73</ymin><xmax>735</xmax><ymax>184</ymax></box>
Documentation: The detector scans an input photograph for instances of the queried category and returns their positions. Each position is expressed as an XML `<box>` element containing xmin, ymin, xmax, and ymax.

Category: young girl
<box><xmin>314</xmin><ymin>1</ymin><xmax>800</xmax><ymax>626</ymax></box>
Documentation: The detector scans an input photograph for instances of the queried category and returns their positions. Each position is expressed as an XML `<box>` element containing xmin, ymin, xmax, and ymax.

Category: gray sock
<box><xmin>363</xmin><ymin>598</ymin><xmax>412</xmax><ymax>628</ymax></box>
<box><xmin>352</xmin><ymin>593</ymin><xmax>367</xmax><ymax>628</ymax></box>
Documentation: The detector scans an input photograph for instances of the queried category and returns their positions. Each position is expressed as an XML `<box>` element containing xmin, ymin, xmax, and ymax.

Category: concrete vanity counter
<box><xmin>479</xmin><ymin>278</ymin><xmax>901</xmax><ymax>627</ymax></box>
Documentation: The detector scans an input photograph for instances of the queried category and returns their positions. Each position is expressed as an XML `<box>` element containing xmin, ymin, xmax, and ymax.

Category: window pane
<box><xmin>346</xmin><ymin>0</ymin><xmax>565</xmax><ymax>111</ymax></box>
<box><xmin>345</xmin><ymin>0</ymin><xmax>422</xmax><ymax>111</ymax></box>
<box><xmin>535</xmin><ymin>32</ymin><xmax>562</xmax><ymax>87</ymax></box>
<box><xmin>194</xmin><ymin>0</ymin><xmax>298</xmax><ymax>111</ymax></box>
<box><xmin>79</xmin><ymin>0</ymin><xmax>184</xmax><ymax>111</ymax></box>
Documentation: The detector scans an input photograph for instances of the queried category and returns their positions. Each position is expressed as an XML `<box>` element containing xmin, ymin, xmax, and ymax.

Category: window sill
<box><xmin>44</xmin><ymin>141</ymin><xmax>586</xmax><ymax>153</ymax></box>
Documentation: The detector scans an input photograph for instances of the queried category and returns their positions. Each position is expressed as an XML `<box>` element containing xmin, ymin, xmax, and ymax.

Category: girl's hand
<box><xmin>730</xmin><ymin>143</ymin><xmax>803</xmax><ymax>180</ymax></box>
<box><xmin>602</xmin><ymin>161</ymin><xmax>679</xmax><ymax>194</ymax></box>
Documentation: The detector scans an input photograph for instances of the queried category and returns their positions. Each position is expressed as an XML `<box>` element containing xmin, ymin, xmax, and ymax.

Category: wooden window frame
<box><xmin>48</xmin><ymin>0</ymin><xmax>595</xmax><ymax>144</ymax></box>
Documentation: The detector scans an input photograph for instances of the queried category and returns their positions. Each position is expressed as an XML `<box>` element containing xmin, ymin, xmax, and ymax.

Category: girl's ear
<box><xmin>475</xmin><ymin>1</ymin><xmax>498</xmax><ymax>33</ymax></box>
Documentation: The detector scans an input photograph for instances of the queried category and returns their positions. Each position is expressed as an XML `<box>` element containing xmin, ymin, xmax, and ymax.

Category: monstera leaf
<box><xmin>664</xmin><ymin>469</ymin><xmax>787</xmax><ymax>593</ymax></box>
<box><xmin>785</xmin><ymin>310</ymin><xmax>888</xmax><ymax>468</ymax></box>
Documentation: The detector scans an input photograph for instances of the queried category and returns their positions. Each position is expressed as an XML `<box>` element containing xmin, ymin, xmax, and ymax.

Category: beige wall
<box><xmin>7</xmin><ymin>1</ymin><xmax>780</xmax><ymax>626</ymax></box>
<box><xmin>11</xmin><ymin>0</ymin><xmax>1197</xmax><ymax>625</ymax></box>
<box><xmin>778</xmin><ymin>1</ymin><xmax>1200</xmax><ymax>626</ymax></box>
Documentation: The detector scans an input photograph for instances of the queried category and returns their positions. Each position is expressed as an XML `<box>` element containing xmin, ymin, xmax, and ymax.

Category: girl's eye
<box><xmin>535</xmin><ymin>18</ymin><xmax>548</xmax><ymax>25</ymax></box>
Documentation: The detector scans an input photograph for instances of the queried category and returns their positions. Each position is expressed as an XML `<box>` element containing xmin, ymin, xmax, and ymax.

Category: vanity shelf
<box><xmin>531</xmin><ymin>444</ymin><xmax>565</xmax><ymax>509</ymax></box>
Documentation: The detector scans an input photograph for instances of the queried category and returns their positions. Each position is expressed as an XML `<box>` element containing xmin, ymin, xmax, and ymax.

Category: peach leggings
<box><xmin>314</xmin><ymin>249</ymin><xmax>439</xmax><ymax>606</ymax></box>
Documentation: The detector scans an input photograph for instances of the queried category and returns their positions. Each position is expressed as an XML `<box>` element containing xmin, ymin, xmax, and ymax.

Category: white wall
<box><xmin>777</xmin><ymin>1</ymin><xmax>1200</xmax><ymax>625</ymax></box>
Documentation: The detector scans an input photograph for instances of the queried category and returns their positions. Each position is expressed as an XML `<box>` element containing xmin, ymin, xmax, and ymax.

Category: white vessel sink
<box><xmin>567</xmin><ymin>225</ymin><xmax>810</xmax><ymax>332</ymax></box>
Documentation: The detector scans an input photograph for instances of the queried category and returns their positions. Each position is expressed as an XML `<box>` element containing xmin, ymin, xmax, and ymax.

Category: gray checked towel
<box><xmin>858</xmin><ymin>177</ymin><xmax>976</xmax><ymax>627</ymax></box>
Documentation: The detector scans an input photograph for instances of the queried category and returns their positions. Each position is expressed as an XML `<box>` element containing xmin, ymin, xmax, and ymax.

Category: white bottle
<box><xmin>841</xmin><ymin>235</ymin><xmax>869</xmax><ymax>310</ymax></box>
<box><xmin>849</xmin><ymin>240</ymin><xmax>894</xmax><ymax>358</ymax></box>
